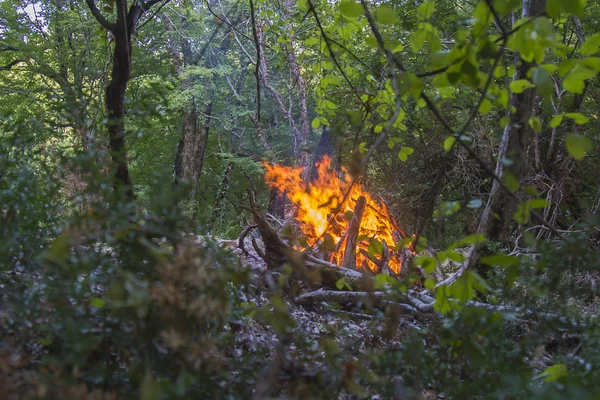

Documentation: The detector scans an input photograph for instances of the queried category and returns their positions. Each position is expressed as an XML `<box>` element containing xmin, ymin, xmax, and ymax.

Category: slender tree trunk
<box><xmin>475</xmin><ymin>0</ymin><xmax>546</xmax><ymax>242</ymax></box>
<box><xmin>104</xmin><ymin>0</ymin><xmax>142</xmax><ymax>200</ymax></box>
<box><xmin>85</xmin><ymin>0</ymin><xmax>163</xmax><ymax>200</ymax></box>
<box><xmin>465</xmin><ymin>0</ymin><xmax>546</xmax><ymax>272</ymax></box>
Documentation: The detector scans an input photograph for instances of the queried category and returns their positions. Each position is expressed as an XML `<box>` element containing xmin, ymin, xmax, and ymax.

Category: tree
<box><xmin>85</xmin><ymin>0</ymin><xmax>166</xmax><ymax>199</ymax></box>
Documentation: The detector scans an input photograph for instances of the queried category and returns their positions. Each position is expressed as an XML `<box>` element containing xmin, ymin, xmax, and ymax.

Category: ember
<box><xmin>263</xmin><ymin>156</ymin><xmax>409</xmax><ymax>274</ymax></box>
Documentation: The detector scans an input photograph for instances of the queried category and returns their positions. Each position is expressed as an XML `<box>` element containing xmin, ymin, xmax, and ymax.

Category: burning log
<box><xmin>341</xmin><ymin>196</ymin><xmax>366</xmax><ymax>270</ymax></box>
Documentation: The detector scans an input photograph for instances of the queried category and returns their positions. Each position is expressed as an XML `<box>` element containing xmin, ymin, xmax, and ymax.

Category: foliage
<box><xmin>1</xmin><ymin>0</ymin><xmax>600</xmax><ymax>398</ymax></box>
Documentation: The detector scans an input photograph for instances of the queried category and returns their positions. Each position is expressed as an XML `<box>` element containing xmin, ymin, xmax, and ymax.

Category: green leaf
<box><xmin>514</xmin><ymin>201</ymin><xmax>531</xmax><ymax>224</ymax></box>
<box><xmin>304</xmin><ymin>37</ymin><xmax>319</xmax><ymax>46</ymax></box>
<box><xmin>528</xmin><ymin>199</ymin><xmax>550</xmax><ymax>209</ymax></box>
<box><xmin>368</xmin><ymin>239</ymin><xmax>384</xmax><ymax>258</ymax></box>
<box><xmin>564</xmin><ymin>112</ymin><xmax>589</xmax><ymax>124</ymax></box>
<box><xmin>424</xmin><ymin>278</ymin><xmax>436</xmax><ymax>290</ymax></box>
<box><xmin>91</xmin><ymin>297</ymin><xmax>105</xmax><ymax>308</ymax></box>
<box><xmin>398</xmin><ymin>72</ymin><xmax>422</xmax><ymax>99</ymax></box>
<box><xmin>565</xmin><ymin>134</ymin><xmax>592</xmax><ymax>160</ymax></box>
<box><xmin>556</xmin><ymin>0</ymin><xmax>585</xmax><ymax>17</ymax></box>
<box><xmin>531</xmin><ymin>67</ymin><xmax>553</xmax><ymax>98</ymax></box>
<box><xmin>311</xmin><ymin>118</ymin><xmax>321</xmax><ymax>129</ymax></box>
<box><xmin>375</xmin><ymin>5</ymin><xmax>398</xmax><ymax>24</ymax></box>
<box><xmin>479</xmin><ymin>99</ymin><xmax>492</xmax><ymax>114</ymax></box>
<box><xmin>563</xmin><ymin>65</ymin><xmax>596</xmax><ymax>94</ymax></box>
<box><xmin>503</xmin><ymin>172</ymin><xmax>520</xmax><ymax>192</ymax></box>
<box><xmin>336</xmin><ymin>278</ymin><xmax>352</xmax><ymax>290</ymax></box>
<box><xmin>581</xmin><ymin>33</ymin><xmax>600</xmax><ymax>56</ymax></box>
<box><xmin>339</xmin><ymin>1</ymin><xmax>363</xmax><ymax>18</ymax></box>
<box><xmin>416</xmin><ymin>1</ymin><xmax>435</xmax><ymax>20</ymax></box>
<box><xmin>397</xmin><ymin>147</ymin><xmax>414</xmax><ymax>162</ymax></box>
<box><xmin>434</xmin><ymin>284</ymin><xmax>455</xmax><ymax>314</ymax></box>
<box><xmin>434</xmin><ymin>201</ymin><xmax>461</xmax><ymax>220</ymax></box>
<box><xmin>528</xmin><ymin>116</ymin><xmax>542</xmax><ymax>132</ymax></box>
<box><xmin>540</xmin><ymin>364</ymin><xmax>568</xmax><ymax>382</ymax></box>
<box><xmin>472</xmin><ymin>1</ymin><xmax>492</xmax><ymax>38</ymax></box>
<box><xmin>444</xmin><ymin>136</ymin><xmax>456</xmax><ymax>151</ymax></box>
<box><xmin>550</xmin><ymin>114</ymin><xmax>563</xmax><ymax>128</ymax></box>
<box><xmin>373</xmin><ymin>274</ymin><xmax>396</xmax><ymax>289</ymax></box>
<box><xmin>394</xmin><ymin>237</ymin><xmax>414</xmax><ymax>251</ymax></box>
<box><xmin>481</xmin><ymin>255</ymin><xmax>517</xmax><ymax>267</ymax></box>
<box><xmin>414</xmin><ymin>255</ymin><xmax>436</xmax><ymax>274</ymax></box>
<box><xmin>509</xmin><ymin>79</ymin><xmax>535</xmax><ymax>93</ymax></box>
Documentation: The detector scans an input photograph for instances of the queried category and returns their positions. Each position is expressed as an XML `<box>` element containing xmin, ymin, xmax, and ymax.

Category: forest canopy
<box><xmin>1</xmin><ymin>0</ymin><xmax>600</xmax><ymax>398</ymax></box>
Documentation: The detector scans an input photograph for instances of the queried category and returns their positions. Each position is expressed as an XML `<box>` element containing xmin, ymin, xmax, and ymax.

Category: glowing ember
<box><xmin>263</xmin><ymin>156</ymin><xmax>408</xmax><ymax>274</ymax></box>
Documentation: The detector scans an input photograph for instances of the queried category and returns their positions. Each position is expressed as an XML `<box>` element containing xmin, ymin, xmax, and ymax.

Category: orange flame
<box><xmin>263</xmin><ymin>156</ymin><xmax>408</xmax><ymax>274</ymax></box>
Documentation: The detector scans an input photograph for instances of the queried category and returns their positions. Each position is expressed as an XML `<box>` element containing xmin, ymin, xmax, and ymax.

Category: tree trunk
<box><xmin>475</xmin><ymin>0</ymin><xmax>546</xmax><ymax>241</ymax></box>
<box><xmin>465</xmin><ymin>0</ymin><xmax>546</xmax><ymax>272</ymax></box>
<box><xmin>208</xmin><ymin>161</ymin><xmax>234</xmax><ymax>231</ymax></box>
<box><xmin>103</xmin><ymin>0</ymin><xmax>144</xmax><ymax>200</ymax></box>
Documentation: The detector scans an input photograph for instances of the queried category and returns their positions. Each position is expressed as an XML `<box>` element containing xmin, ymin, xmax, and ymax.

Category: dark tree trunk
<box><xmin>104</xmin><ymin>0</ymin><xmax>140</xmax><ymax>200</ymax></box>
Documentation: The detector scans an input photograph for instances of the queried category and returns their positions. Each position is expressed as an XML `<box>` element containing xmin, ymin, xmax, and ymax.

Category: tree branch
<box><xmin>0</xmin><ymin>59</ymin><xmax>26</xmax><ymax>71</ymax></box>
<box><xmin>85</xmin><ymin>0</ymin><xmax>114</xmax><ymax>31</ymax></box>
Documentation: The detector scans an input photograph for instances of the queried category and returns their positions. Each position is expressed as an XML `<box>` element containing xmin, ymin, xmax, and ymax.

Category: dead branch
<box><xmin>238</xmin><ymin>224</ymin><xmax>258</xmax><ymax>258</ymax></box>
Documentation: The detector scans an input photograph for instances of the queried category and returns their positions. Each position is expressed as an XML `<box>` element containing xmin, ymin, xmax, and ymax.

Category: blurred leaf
<box><xmin>339</xmin><ymin>1</ymin><xmax>363</xmax><ymax>18</ymax></box>
<box><xmin>540</xmin><ymin>363</ymin><xmax>568</xmax><ymax>382</ymax></box>
<box><xmin>509</xmin><ymin>79</ymin><xmax>535</xmax><ymax>93</ymax></box>
<box><xmin>565</xmin><ymin>134</ymin><xmax>592</xmax><ymax>160</ymax></box>
<box><xmin>564</xmin><ymin>112</ymin><xmax>589</xmax><ymax>124</ymax></box>
<box><xmin>91</xmin><ymin>297</ymin><xmax>105</xmax><ymax>308</ymax></box>
<box><xmin>375</xmin><ymin>5</ymin><xmax>398</xmax><ymax>24</ymax></box>
<box><xmin>444</xmin><ymin>136</ymin><xmax>456</xmax><ymax>151</ymax></box>
<box><xmin>416</xmin><ymin>1</ymin><xmax>435</xmax><ymax>20</ymax></box>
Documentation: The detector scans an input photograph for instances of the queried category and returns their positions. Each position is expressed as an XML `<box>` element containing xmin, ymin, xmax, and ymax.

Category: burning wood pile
<box><xmin>241</xmin><ymin>156</ymin><xmax>414</xmax><ymax>287</ymax></box>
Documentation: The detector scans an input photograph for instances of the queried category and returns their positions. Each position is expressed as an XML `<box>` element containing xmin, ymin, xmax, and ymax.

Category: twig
<box><xmin>137</xmin><ymin>0</ymin><xmax>173</xmax><ymax>31</ymax></box>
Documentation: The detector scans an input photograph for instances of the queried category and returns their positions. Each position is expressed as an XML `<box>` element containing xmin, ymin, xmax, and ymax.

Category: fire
<box><xmin>263</xmin><ymin>156</ymin><xmax>408</xmax><ymax>274</ymax></box>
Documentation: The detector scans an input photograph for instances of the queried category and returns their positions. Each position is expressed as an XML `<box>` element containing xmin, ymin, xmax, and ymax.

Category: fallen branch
<box><xmin>293</xmin><ymin>290</ymin><xmax>426</xmax><ymax>320</ymax></box>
